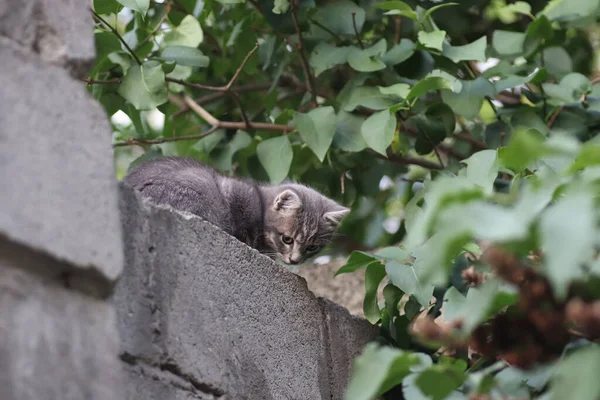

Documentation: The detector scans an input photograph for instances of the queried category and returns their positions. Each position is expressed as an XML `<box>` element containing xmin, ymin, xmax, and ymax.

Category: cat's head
<box><xmin>263</xmin><ymin>184</ymin><xmax>350</xmax><ymax>265</ymax></box>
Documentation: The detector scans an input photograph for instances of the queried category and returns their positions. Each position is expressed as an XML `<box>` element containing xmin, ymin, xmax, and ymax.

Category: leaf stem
<box><xmin>91</xmin><ymin>10</ymin><xmax>143</xmax><ymax>66</ymax></box>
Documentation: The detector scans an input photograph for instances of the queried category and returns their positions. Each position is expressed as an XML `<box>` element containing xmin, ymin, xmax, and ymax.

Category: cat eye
<box><xmin>306</xmin><ymin>245</ymin><xmax>319</xmax><ymax>252</ymax></box>
<box><xmin>281</xmin><ymin>235</ymin><xmax>294</xmax><ymax>245</ymax></box>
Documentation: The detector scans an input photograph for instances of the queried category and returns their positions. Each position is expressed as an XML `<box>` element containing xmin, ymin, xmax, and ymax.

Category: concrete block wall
<box><xmin>0</xmin><ymin>1</ymin><xmax>124</xmax><ymax>399</ymax></box>
<box><xmin>114</xmin><ymin>187</ymin><xmax>377</xmax><ymax>399</ymax></box>
<box><xmin>0</xmin><ymin>2</ymin><xmax>377</xmax><ymax>399</ymax></box>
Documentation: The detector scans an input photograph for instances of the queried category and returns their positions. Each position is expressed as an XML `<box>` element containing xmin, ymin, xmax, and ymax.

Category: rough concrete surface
<box><xmin>114</xmin><ymin>185</ymin><xmax>377</xmax><ymax>400</ymax></box>
<box><xmin>0</xmin><ymin>0</ymin><xmax>96</xmax><ymax>78</ymax></box>
<box><xmin>0</xmin><ymin>45</ymin><xmax>123</xmax><ymax>289</ymax></box>
<box><xmin>0</xmin><ymin>263</ymin><xmax>123</xmax><ymax>400</ymax></box>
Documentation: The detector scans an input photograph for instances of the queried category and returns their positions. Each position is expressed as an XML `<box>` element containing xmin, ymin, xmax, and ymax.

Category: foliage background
<box><xmin>89</xmin><ymin>0</ymin><xmax>600</xmax><ymax>398</ymax></box>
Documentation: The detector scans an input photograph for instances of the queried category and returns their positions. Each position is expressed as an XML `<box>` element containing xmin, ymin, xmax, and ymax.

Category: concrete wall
<box><xmin>0</xmin><ymin>1</ymin><xmax>124</xmax><ymax>399</ymax></box>
<box><xmin>114</xmin><ymin>186</ymin><xmax>377</xmax><ymax>400</ymax></box>
<box><xmin>0</xmin><ymin>2</ymin><xmax>377</xmax><ymax>399</ymax></box>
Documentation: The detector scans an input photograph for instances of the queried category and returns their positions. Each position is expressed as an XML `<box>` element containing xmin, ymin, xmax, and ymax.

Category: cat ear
<box><xmin>274</xmin><ymin>189</ymin><xmax>302</xmax><ymax>211</ymax></box>
<box><xmin>323</xmin><ymin>207</ymin><xmax>350</xmax><ymax>225</ymax></box>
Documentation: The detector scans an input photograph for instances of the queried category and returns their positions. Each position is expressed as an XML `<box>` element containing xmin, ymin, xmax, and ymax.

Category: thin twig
<box><xmin>394</xmin><ymin>17</ymin><xmax>402</xmax><ymax>46</ymax></box>
<box><xmin>165</xmin><ymin>43</ymin><xmax>259</xmax><ymax>92</ymax></box>
<box><xmin>91</xmin><ymin>10</ymin><xmax>142</xmax><ymax>66</ymax></box>
<box><xmin>309</xmin><ymin>18</ymin><xmax>343</xmax><ymax>42</ymax></box>
<box><xmin>352</xmin><ymin>13</ymin><xmax>365</xmax><ymax>49</ymax></box>
<box><xmin>231</xmin><ymin>92</ymin><xmax>252</xmax><ymax>129</ymax></box>
<box><xmin>137</xmin><ymin>3</ymin><xmax>171</xmax><ymax>49</ymax></box>
<box><xmin>290</xmin><ymin>0</ymin><xmax>318</xmax><ymax>108</ymax></box>
<box><xmin>82</xmin><ymin>77</ymin><xmax>122</xmax><ymax>85</ymax></box>
<box><xmin>454</xmin><ymin>132</ymin><xmax>488</xmax><ymax>150</ymax></box>
<box><xmin>372</xmin><ymin>152</ymin><xmax>443</xmax><ymax>170</ymax></box>
<box><xmin>113</xmin><ymin>126</ymin><xmax>220</xmax><ymax>147</ymax></box>
<box><xmin>224</xmin><ymin>42</ymin><xmax>260</xmax><ymax>90</ymax></box>
<box><xmin>547</xmin><ymin>106</ymin><xmax>564</xmax><ymax>129</ymax></box>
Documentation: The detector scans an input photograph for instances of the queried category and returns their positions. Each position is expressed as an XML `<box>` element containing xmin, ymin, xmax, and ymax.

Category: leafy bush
<box><xmin>89</xmin><ymin>0</ymin><xmax>600</xmax><ymax>398</ymax></box>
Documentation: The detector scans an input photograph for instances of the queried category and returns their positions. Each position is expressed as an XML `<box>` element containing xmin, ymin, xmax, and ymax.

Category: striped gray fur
<box><xmin>124</xmin><ymin>156</ymin><xmax>350</xmax><ymax>265</ymax></box>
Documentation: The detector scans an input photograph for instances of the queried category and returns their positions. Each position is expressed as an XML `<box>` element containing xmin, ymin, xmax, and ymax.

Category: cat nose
<box><xmin>289</xmin><ymin>258</ymin><xmax>300</xmax><ymax>265</ymax></box>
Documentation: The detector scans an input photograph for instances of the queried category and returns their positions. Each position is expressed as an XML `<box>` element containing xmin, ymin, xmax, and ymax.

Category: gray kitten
<box><xmin>123</xmin><ymin>156</ymin><xmax>350</xmax><ymax>265</ymax></box>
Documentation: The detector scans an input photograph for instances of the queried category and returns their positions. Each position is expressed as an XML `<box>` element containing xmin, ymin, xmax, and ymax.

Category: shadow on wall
<box><xmin>112</xmin><ymin>185</ymin><xmax>377</xmax><ymax>400</ymax></box>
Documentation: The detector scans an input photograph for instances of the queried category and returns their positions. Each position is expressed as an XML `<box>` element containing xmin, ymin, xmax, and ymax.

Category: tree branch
<box><xmin>91</xmin><ymin>10</ymin><xmax>142</xmax><ymax>66</ymax></box>
<box><xmin>290</xmin><ymin>0</ymin><xmax>318</xmax><ymax>108</ymax></box>
<box><xmin>352</xmin><ymin>13</ymin><xmax>365</xmax><ymax>49</ymax></box>
<box><xmin>372</xmin><ymin>151</ymin><xmax>443</xmax><ymax>170</ymax></box>
<box><xmin>113</xmin><ymin>126</ymin><xmax>220</xmax><ymax>147</ymax></box>
<box><xmin>453</xmin><ymin>132</ymin><xmax>488</xmax><ymax>150</ymax></box>
<box><xmin>82</xmin><ymin>77</ymin><xmax>122</xmax><ymax>85</ymax></box>
<box><xmin>137</xmin><ymin>3</ymin><xmax>171</xmax><ymax>50</ymax></box>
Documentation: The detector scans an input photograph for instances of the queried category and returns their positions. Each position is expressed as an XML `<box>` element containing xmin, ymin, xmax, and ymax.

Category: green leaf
<box><xmin>415</xmin><ymin>366</ymin><xmax>466</xmax><ymax>400</ymax></box>
<box><xmin>333</xmin><ymin>111</ymin><xmax>368</xmax><ymax>152</ymax></box>
<box><xmin>272</xmin><ymin>0</ymin><xmax>290</xmax><ymax>14</ymax></box>
<box><xmin>165</xmin><ymin>64</ymin><xmax>192</xmax><ymax>93</ymax></box>
<box><xmin>376</xmin><ymin>1</ymin><xmax>417</xmax><ymax>20</ymax></box>
<box><xmin>568</xmin><ymin>143</ymin><xmax>600</xmax><ymax>172</ymax></box>
<box><xmin>543</xmin><ymin>47</ymin><xmax>573</xmax><ymax>75</ymax></box>
<box><xmin>540</xmin><ymin>189</ymin><xmax>596</xmax><ymax>299</ymax></box>
<box><xmin>541</xmin><ymin>0</ymin><xmax>600</xmax><ymax>22</ymax></box>
<box><xmin>412</xmin><ymin>103</ymin><xmax>455</xmax><ymax>155</ymax></box>
<box><xmin>116</xmin><ymin>0</ymin><xmax>149</xmax><ymax>16</ymax></box>
<box><xmin>404</xmin><ymin>176</ymin><xmax>483</xmax><ymax>249</ymax></box>
<box><xmin>345</xmin><ymin>343</ymin><xmax>420</xmax><ymax>400</ymax></box>
<box><xmin>462</xmin><ymin>150</ymin><xmax>499</xmax><ymax>195</ymax></box>
<box><xmin>314</xmin><ymin>0</ymin><xmax>366</xmax><ymax>35</ymax></box>
<box><xmin>310</xmin><ymin>42</ymin><xmax>351</xmax><ymax>77</ymax></box>
<box><xmin>292</xmin><ymin>106</ymin><xmax>336</xmax><ymax>162</ymax></box>
<box><xmin>442</xmin><ymin>287</ymin><xmax>466</xmax><ymax>321</ymax></box>
<box><xmin>127</xmin><ymin>147</ymin><xmax>163</xmax><ymax>172</ymax></box>
<box><xmin>551</xmin><ymin>345</ymin><xmax>600</xmax><ymax>400</ymax></box>
<box><xmin>160</xmin><ymin>46</ymin><xmax>210</xmax><ymax>67</ymax></box>
<box><xmin>449</xmin><ymin>278</ymin><xmax>511</xmax><ymax>332</ymax></box>
<box><xmin>361</xmin><ymin>109</ymin><xmax>397</xmax><ymax>156</ymax></box>
<box><xmin>382</xmin><ymin>284</ymin><xmax>410</xmax><ymax>346</ymax></box>
<box><xmin>256</xmin><ymin>136</ymin><xmax>293</xmax><ymax>184</ymax></box>
<box><xmin>543</xmin><ymin>73</ymin><xmax>591</xmax><ymax>105</ymax></box>
<box><xmin>382</xmin><ymin>40</ymin><xmax>415</xmax><ymax>66</ymax></box>
<box><xmin>94</xmin><ymin>0</ymin><xmax>123</xmax><ymax>14</ymax></box>
<box><xmin>214</xmin><ymin>130</ymin><xmax>252</xmax><ymax>172</ymax></box>
<box><xmin>335</xmin><ymin>251</ymin><xmax>380</xmax><ymax>276</ymax></box>
<box><xmin>118</xmin><ymin>61</ymin><xmax>168</xmax><ymax>110</ymax></box>
<box><xmin>421</xmin><ymin>2</ymin><xmax>459</xmax><ymax>21</ymax></box>
<box><xmin>506</xmin><ymin>1</ymin><xmax>532</xmax><ymax>17</ymax></box>
<box><xmin>492</xmin><ymin>30</ymin><xmax>526</xmax><ymax>56</ymax></box>
<box><xmin>386</xmin><ymin>262</ymin><xmax>433</xmax><ymax>307</ymax></box>
<box><xmin>498</xmin><ymin>128</ymin><xmax>547</xmax><ymax>173</ymax></box>
<box><xmin>343</xmin><ymin>86</ymin><xmax>396</xmax><ymax>111</ymax></box>
<box><xmin>348</xmin><ymin>41</ymin><xmax>387</xmax><ymax>72</ymax></box>
<box><xmin>410</xmin><ymin>231</ymin><xmax>471</xmax><ymax>288</ymax></box>
<box><xmin>363</xmin><ymin>262</ymin><xmax>387</xmax><ymax>324</ymax></box>
<box><xmin>94</xmin><ymin>31</ymin><xmax>122</xmax><ymax>62</ymax></box>
<box><xmin>526</xmin><ymin>15</ymin><xmax>554</xmax><ymax>40</ymax></box>
<box><xmin>406</xmin><ymin>77</ymin><xmax>455</xmax><ymax>100</ymax></box>
<box><xmin>442</xmin><ymin>77</ymin><xmax>495</xmax><ymax>119</ymax></box>
<box><xmin>379</xmin><ymin>84</ymin><xmax>410</xmax><ymax>100</ymax></box>
<box><xmin>163</xmin><ymin>15</ymin><xmax>204</xmax><ymax>48</ymax></box>
<box><xmin>442</xmin><ymin>36</ymin><xmax>487</xmax><ymax>63</ymax></box>
<box><xmin>418</xmin><ymin>30</ymin><xmax>446</xmax><ymax>51</ymax></box>
<box><xmin>375</xmin><ymin>246</ymin><xmax>411</xmax><ymax>262</ymax></box>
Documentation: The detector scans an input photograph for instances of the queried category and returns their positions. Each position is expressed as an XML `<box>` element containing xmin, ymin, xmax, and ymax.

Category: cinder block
<box><xmin>319</xmin><ymin>299</ymin><xmax>379</xmax><ymax>399</ymax></box>
<box><xmin>114</xmin><ymin>186</ymin><xmax>376</xmax><ymax>399</ymax></box>
<box><xmin>0</xmin><ymin>45</ymin><xmax>123</xmax><ymax>293</ymax></box>
<box><xmin>0</xmin><ymin>263</ymin><xmax>122</xmax><ymax>400</ymax></box>
<box><xmin>0</xmin><ymin>0</ymin><xmax>96</xmax><ymax>78</ymax></box>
